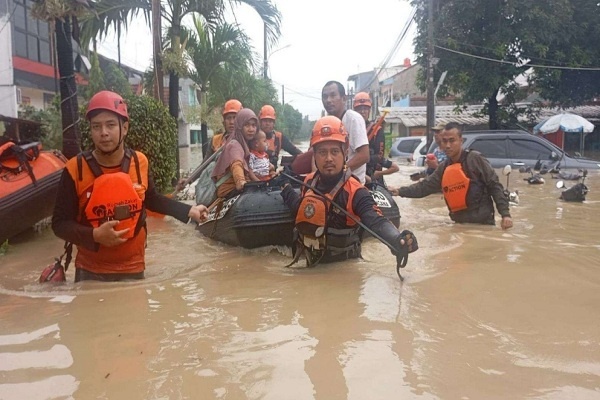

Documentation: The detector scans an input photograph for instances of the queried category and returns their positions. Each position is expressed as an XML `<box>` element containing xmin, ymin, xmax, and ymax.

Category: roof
<box><xmin>381</xmin><ymin>104</ymin><xmax>600</xmax><ymax>127</ymax></box>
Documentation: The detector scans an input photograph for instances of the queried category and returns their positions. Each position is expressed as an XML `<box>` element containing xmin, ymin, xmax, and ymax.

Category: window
<box><xmin>397</xmin><ymin>139</ymin><xmax>420</xmax><ymax>153</ymax></box>
<box><xmin>509</xmin><ymin>138</ymin><xmax>554</xmax><ymax>161</ymax></box>
<box><xmin>12</xmin><ymin>0</ymin><xmax>52</xmax><ymax>65</ymax></box>
<box><xmin>469</xmin><ymin>138</ymin><xmax>509</xmax><ymax>158</ymax></box>
<box><xmin>188</xmin><ymin>86</ymin><xmax>197</xmax><ymax>106</ymax></box>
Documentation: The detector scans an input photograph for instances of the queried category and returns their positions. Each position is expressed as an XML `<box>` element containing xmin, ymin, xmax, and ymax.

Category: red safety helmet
<box><xmin>310</xmin><ymin>116</ymin><xmax>348</xmax><ymax>148</ymax></box>
<box><xmin>259</xmin><ymin>105</ymin><xmax>276</xmax><ymax>120</ymax></box>
<box><xmin>86</xmin><ymin>90</ymin><xmax>129</xmax><ymax>121</ymax></box>
<box><xmin>353</xmin><ymin>92</ymin><xmax>372</xmax><ymax>109</ymax></box>
<box><xmin>222</xmin><ymin>99</ymin><xmax>243</xmax><ymax>116</ymax></box>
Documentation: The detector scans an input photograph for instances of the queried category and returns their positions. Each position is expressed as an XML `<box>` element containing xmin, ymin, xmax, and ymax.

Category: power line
<box><xmin>359</xmin><ymin>6</ymin><xmax>417</xmax><ymax>91</ymax></box>
<box><xmin>271</xmin><ymin>80</ymin><xmax>321</xmax><ymax>100</ymax></box>
<box><xmin>435</xmin><ymin>44</ymin><xmax>600</xmax><ymax>71</ymax></box>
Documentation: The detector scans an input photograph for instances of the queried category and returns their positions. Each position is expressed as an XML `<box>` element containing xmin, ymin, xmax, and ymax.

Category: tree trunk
<box><xmin>55</xmin><ymin>17</ymin><xmax>81</xmax><ymax>159</ymax></box>
<box><xmin>488</xmin><ymin>88</ymin><xmax>500</xmax><ymax>130</ymax></box>
<box><xmin>169</xmin><ymin>70</ymin><xmax>180</xmax><ymax>178</ymax></box>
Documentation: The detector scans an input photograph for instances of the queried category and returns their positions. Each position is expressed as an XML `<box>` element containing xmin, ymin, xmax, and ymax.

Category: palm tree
<box><xmin>79</xmin><ymin>0</ymin><xmax>281</xmax><ymax>121</ymax></box>
<box><xmin>31</xmin><ymin>0</ymin><xmax>94</xmax><ymax>158</ymax></box>
<box><xmin>184</xmin><ymin>17</ymin><xmax>255</xmax><ymax>154</ymax></box>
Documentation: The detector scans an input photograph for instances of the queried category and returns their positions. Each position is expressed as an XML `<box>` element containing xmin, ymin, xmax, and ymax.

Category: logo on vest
<box><xmin>443</xmin><ymin>182</ymin><xmax>467</xmax><ymax>193</ymax></box>
<box><xmin>304</xmin><ymin>203</ymin><xmax>316</xmax><ymax>219</ymax></box>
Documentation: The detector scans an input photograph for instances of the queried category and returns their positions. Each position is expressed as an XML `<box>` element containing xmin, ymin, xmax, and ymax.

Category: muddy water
<box><xmin>1</xmin><ymin>165</ymin><xmax>600</xmax><ymax>400</ymax></box>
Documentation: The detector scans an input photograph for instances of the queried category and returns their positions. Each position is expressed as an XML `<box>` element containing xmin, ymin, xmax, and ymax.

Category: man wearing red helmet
<box><xmin>321</xmin><ymin>81</ymin><xmax>370</xmax><ymax>184</ymax></box>
<box><xmin>206</xmin><ymin>99</ymin><xmax>243</xmax><ymax>157</ymax></box>
<box><xmin>258</xmin><ymin>104</ymin><xmax>302</xmax><ymax>167</ymax></box>
<box><xmin>353</xmin><ymin>92</ymin><xmax>399</xmax><ymax>186</ymax></box>
<box><xmin>280</xmin><ymin>116</ymin><xmax>418</xmax><ymax>266</ymax></box>
<box><xmin>52</xmin><ymin>91</ymin><xmax>208</xmax><ymax>282</ymax></box>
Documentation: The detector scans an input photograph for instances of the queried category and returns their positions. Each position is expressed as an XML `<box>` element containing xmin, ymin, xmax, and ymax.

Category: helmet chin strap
<box><xmin>97</xmin><ymin>120</ymin><xmax>125</xmax><ymax>156</ymax></box>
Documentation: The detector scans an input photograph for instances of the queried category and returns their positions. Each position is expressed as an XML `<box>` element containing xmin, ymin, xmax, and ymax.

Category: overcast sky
<box><xmin>98</xmin><ymin>0</ymin><xmax>415</xmax><ymax>120</ymax></box>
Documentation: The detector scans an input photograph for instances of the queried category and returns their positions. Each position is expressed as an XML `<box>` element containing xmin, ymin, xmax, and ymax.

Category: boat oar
<box><xmin>281</xmin><ymin>172</ymin><xmax>415</xmax><ymax>281</ymax></box>
<box><xmin>170</xmin><ymin>147</ymin><xmax>224</xmax><ymax>197</ymax></box>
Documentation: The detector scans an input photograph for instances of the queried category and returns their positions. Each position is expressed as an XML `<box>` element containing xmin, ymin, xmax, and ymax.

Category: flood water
<box><xmin>1</xmin><ymin>158</ymin><xmax>600</xmax><ymax>399</ymax></box>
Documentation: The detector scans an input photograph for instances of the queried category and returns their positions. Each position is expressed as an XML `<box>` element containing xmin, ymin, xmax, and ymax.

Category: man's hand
<box><xmin>93</xmin><ymin>220</ymin><xmax>129</xmax><ymax>247</ymax></box>
<box><xmin>188</xmin><ymin>204</ymin><xmax>209</xmax><ymax>223</ymax></box>
<box><xmin>501</xmin><ymin>216</ymin><xmax>513</xmax><ymax>230</ymax></box>
<box><xmin>425</xmin><ymin>157</ymin><xmax>439</xmax><ymax>170</ymax></box>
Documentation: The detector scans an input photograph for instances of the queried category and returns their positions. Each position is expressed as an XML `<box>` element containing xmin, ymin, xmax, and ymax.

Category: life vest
<box><xmin>291</xmin><ymin>169</ymin><xmax>362</xmax><ymax>266</ymax></box>
<box><xmin>77</xmin><ymin>149</ymin><xmax>145</xmax><ymax>239</ymax></box>
<box><xmin>211</xmin><ymin>133</ymin><xmax>226</xmax><ymax>152</ymax></box>
<box><xmin>265</xmin><ymin>131</ymin><xmax>282</xmax><ymax>165</ymax></box>
<box><xmin>441</xmin><ymin>162</ymin><xmax>471</xmax><ymax>213</ymax></box>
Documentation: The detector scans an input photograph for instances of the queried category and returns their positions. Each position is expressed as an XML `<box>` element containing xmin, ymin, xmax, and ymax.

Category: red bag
<box><xmin>39</xmin><ymin>243</ymin><xmax>72</xmax><ymax>283</ymax></box>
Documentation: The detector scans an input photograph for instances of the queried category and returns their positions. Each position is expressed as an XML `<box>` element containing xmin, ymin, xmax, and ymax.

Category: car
<box><xmin>389</xmin><ymin>136</ymin><xmax>426</xmax><ymax>161</ymax></box>
<box><xmin>415</xmin><ymin>130</ymin><xmax>600</xmax><ymax>170</ymax></box>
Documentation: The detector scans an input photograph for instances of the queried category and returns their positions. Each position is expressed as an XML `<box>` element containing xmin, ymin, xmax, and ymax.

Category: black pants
<box><xmin>75</xmin><ymin>268</ymin><xmax>145</xmax><ymax>282</ymax></box>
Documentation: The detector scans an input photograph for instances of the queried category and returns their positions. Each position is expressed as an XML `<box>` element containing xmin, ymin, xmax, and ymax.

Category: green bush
<box><xmin>80</xmin><ymin>94</ymin><xmax>178</xmax><ymax>193</ymax></box>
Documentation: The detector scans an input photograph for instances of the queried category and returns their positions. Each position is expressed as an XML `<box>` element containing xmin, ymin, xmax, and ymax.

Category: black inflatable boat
<box><xmin>196</xmin><ymin>180</ymin><xmax>400</xmax><ymax>249</ymax></box>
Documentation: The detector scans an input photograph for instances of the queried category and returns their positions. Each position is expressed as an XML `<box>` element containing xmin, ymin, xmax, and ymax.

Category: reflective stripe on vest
<box><xmin>442</xmin><ymin>163</ymin><xmax>471</xmax><ymax>212</ymax></box>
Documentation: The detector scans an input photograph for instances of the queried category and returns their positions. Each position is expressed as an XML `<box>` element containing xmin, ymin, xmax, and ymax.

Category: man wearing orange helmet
<box><xmin>258</xmin><ymin>104</ymin><xmax>302</xmax><ymax>167</ymax></box>
<box><xmin>280</xmin><ymin>116</ymin><xmax>418</xmax><ymax>266</ymax></box>
<box><xmin>353</xmin><ymin>91</ymin><xmax>399</xmax><ymax>185</ymax></box>
<box><xmin>321</xmin><ymin>81</ymin><xmax>370</xmax><ymax>184</ymax></box>
<box><xmin>206</xmin><ymin>99</ymin><xmax>243</xmax><ymax>157</ymax></box>
<box><xmin>52</xmin><ymin>91</ymin><xmax>208</xmax><ymax>282</ymax></box>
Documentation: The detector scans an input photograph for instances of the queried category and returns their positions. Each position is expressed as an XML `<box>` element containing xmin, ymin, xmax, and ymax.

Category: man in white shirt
<box><xmin>321</xmin><ymin>81</ymin><xmax>370</xmax><ymax>183</ymax></box>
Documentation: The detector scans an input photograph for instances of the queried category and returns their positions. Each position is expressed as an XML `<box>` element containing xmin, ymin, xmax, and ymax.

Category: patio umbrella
<box><xmin>533</xmin><ymin>113</ymin><xmax>594</xmax><ymax>134</ymax></box>
<box><xmin>533</xmin><ymin>113</ymin><xmax>595</xmax><ymax>156</ymax></box>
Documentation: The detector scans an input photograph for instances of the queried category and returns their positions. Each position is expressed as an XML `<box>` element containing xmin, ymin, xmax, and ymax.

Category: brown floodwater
<box><xmin>1</xmin><ymin>164</ymin><xmax>599</xmax><ymax>400</ymax></box>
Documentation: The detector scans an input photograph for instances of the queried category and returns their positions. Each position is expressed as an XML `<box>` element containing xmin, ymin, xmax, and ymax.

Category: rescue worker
<box><xmin>258</xmin><ymin>104</ymin><xmax>302</xmax><ymax>167</ymax></box>
<box><xmin>280</xmin><ymin>116</ymin><xmax>418</xmax><ymax>266</ymax></box>
<box><xmin>205</xmin><ymin>99</ymin><xmax>243</xmax><ymax>157</ymax></box>
<box><xmin>52</xmin><ymin>90</ymin><xmax>208</xmax><ymax>282</ymax></box>
<box><xmin>321</xmin><ymin>81</ymin><xmax>370</xmax><ymax>184</ymax></box>
<box><xmin>410</xmin><ymin>123</ymin><xmax>447</xmax><ymax>181</ymax></box>
<box><xmin>353</xmin><ymin>91</ymin><xmax>398</xmax><ymax>186</ymax></box>
<box><xmin>392</xmin><ymin>122</ymin><xmax>513</xmax><ymax>229</ymax></box>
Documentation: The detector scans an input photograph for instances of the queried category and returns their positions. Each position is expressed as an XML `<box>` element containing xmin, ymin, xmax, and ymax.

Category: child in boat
<box><xmin>248</xmin><ymin>130</ymin><xmax>276</xmax><ymax>181</ymax></box>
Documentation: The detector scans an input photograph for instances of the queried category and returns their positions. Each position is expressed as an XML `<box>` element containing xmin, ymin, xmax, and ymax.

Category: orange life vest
<box><xmin>442</xmin><ymin>162</ymin><xmax>471</xmax><ymax>212</ymax></box>
<box><xmin>293</xmin><ymin>170</ymin><xmax>362</xmax><ymax>265</ymax></box>
<box><xmin>65</xmin><ymin>149</ymin><xmax>149</xmax><ymax>274</ymax></box>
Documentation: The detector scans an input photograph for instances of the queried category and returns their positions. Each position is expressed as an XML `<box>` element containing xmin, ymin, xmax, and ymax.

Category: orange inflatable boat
<box><xmin>0</xmin><ymin>140</ymin><xmax>67</xmax><ymax>242</ymax></box>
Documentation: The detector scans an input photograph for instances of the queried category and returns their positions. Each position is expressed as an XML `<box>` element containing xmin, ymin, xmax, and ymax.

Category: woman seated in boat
<box><xmin>211</xmin><ymin>108</ymin><xmax>260</xmax><ymax>200</ymax></box>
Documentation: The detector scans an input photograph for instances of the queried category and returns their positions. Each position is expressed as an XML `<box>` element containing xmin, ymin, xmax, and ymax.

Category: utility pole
<box><xmin>263</xmin><ymin>23</ymin><xmax>268</xmax><ymax>79</ymax></box>
<box><xmin>425</xmin><ymin>0</ymin><xmax>435</xmax><ymax>148</ymax></box>
<box><xmin>282</xmin><ymin>85</ymin><xmax>285</xmax><ymax>106</ymax></box>
<box><xmin>151</xmin><ymin>0</ymin><xmax>164</xmax><ymax>104</ymax></box>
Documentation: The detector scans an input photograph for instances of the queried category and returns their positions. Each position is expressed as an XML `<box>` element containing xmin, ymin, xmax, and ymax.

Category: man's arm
<box><xmin>281</xmin><ymin>135</ymin><xmax>302</xmax><ymax>156</ymax></box>
<box><xmin>397</xmin><ymin>164</ymin><xmax>444</xmax><ymax>198</ymax></box>
<box><xmin>347</xmin><ymin>144</ymin><xmax>370</xmax><ymax>171</ymax></box>
<box><xmin>281</xmin><ymin>184</ymin><xmax>301</xmax><ymax>215</ymax></box>
<box><xmin>469</xmin><ymin>154</ymin><xmax>511</xmax><ymax>218</ymax></box>
<box><xmin>51</xmin><ymin>169</ymin><xmax>98</xmax><ymax>250</ymax></box>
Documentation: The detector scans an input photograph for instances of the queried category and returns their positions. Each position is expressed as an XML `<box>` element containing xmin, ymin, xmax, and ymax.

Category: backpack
<box><xmin>195</xmin><ymin>149</ymin><xmax>231</xmax><ymax>205</ymax></box>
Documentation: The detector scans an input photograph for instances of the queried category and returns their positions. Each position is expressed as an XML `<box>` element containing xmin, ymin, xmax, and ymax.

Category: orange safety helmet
<box><xmin>222</xmin><ymin>99</ymin><xmax>243</xmax><ymax>116</ymax></box>
<box><xmin>86</xmin><ymin>90</ymin><xmax>128</xmax><ymax>121</ymax></box>
<box><xmin>353</xmin><ymin>92</ymin><xmax>372</xmax><ymax>109</ymax></box>
<box><xmin>310</xmin><ymin>116</ymin><xmax>348</xmax><ymax>148</ymax></box>
<box><xmin>259</xmin><ymin>105</ymin><xmax>276</xmax><ymax>120</ymax></box>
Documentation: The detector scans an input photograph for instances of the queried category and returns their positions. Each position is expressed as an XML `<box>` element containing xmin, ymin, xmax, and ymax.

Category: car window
<box><xmin>468</xmin><ymin>138</ymin><xmax>508</xmax><ymax>158</ymax></box>
<box><xmin>397</xmin><ymin>139</ymin><xmax>419</xmax><ymax>153</ymax></box>
<box><xmin>509</xmin><ymin>138</ymin><xmax>553</xmax><ymax>160</ymax></box>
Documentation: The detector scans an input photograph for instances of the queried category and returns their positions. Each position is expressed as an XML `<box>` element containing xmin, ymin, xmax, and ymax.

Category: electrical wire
<box><xmin>435</xmin><ymin>44</ymin><xmax>600</xmax><ymax>71</ymax></box>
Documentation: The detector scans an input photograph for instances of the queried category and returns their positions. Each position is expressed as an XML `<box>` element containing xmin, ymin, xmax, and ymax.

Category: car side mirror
<box><xmin>550</xmin><ymin>151</ymin><xmax>559</xmax><ymax>161</ymax></box>
<box><xmin>502</xmin><ymin>165</ymin><xmax>512</xmax><ymax>176</ymax></box>
<box><xmin>556</xmin><ymin>181</ymin><xmax>565</xmax><ymax>189</ymax></box>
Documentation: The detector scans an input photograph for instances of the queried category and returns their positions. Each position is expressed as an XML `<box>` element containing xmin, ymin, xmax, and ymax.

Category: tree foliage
<box><xmin>534</xmin><ymin>0</ymin><xmax>600</xmax><ymax>106</ymax></box>
<box><xmin>411</xmin><ymin>0</ymin><xmax>573</xmax><ymax>128</ymax></box>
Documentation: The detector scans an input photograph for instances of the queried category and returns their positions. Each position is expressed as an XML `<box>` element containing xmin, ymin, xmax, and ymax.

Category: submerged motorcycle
<box><xmin>556</xmin><ymin>169</ymin><xmax>589</xmax><ymax>202</ymax></box>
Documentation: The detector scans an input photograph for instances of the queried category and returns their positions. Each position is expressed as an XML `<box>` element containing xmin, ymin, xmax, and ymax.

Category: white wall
<box><xmin>0</xmin><ymin>13</ymin><xmax>17</xmax><ymax>117</ymax></box>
